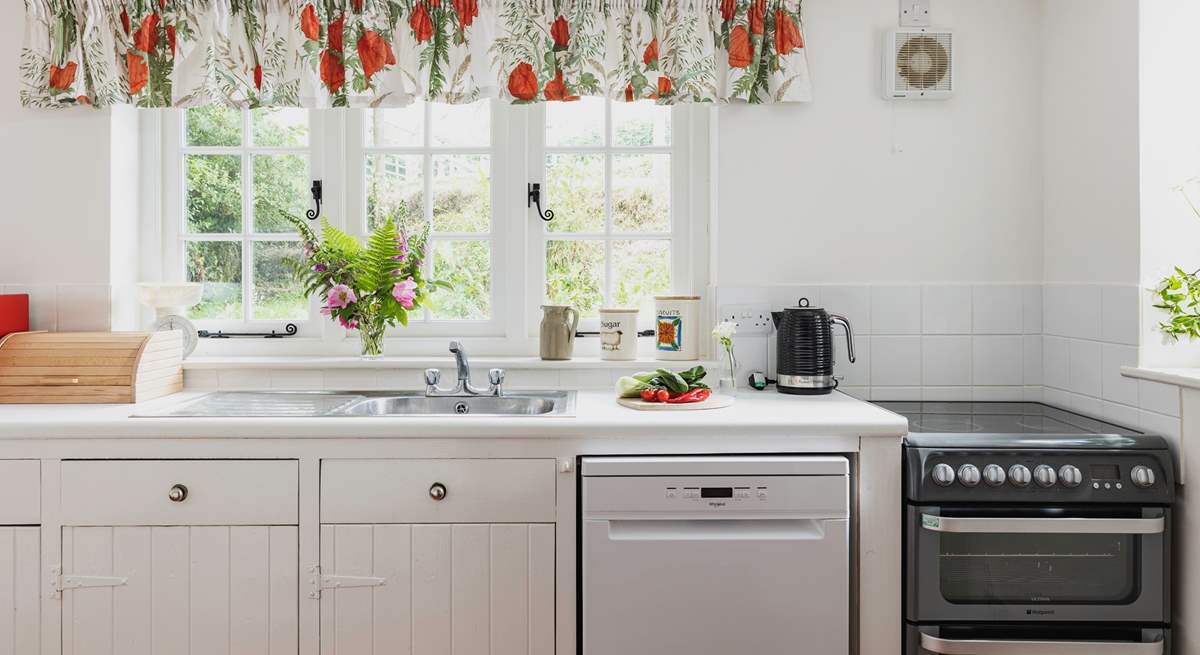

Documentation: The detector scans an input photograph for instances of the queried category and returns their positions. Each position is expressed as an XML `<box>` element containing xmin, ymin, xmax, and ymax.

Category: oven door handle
<box><xmin>920</xmin><ymin>632</ymin><xmax>1164</xmax><ymax>655</ymax></box>
<box><xmin>920</xmin><ymin>513</ymin><xmax>1165</xmax><ymax>535</ymax></box>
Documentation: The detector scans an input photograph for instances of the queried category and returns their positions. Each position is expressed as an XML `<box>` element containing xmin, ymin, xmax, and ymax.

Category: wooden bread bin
<box><xmin>0</xmin><ymin>331</ymin><xmax>183</xmax><ymax>404</ymax></box>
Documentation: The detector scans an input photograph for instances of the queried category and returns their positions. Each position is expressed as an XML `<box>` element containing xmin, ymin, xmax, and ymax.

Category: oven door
<box><xmin>906</xmin><ymin>505</ymin><xmax>1168</xmax><ymax>623</ymax></box>
<box><xmin>906</xmin><ymin>624</ymin><xmax>1169</xmax><ymax>655</ymax></box>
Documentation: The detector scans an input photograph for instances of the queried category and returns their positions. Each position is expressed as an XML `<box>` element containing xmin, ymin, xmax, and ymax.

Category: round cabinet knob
<box><xmin>429</xmin><ymin>482</ymin><xmax>448</xmax><ymax>500</ymax></box>
<box><xmin>983</xmin><ymin>464</ymin><xmax>1006</xmax><ymax>487</ymax></box>
<box><xmin>1008</xmin><ymin>464</ymin><xmax>1032</xmax><ymax>488</ymax></box>
<box><xmin>1034</xmin><ymin>465</ymin><xmax>1057</xmax><ymax>488</ymax></box>
<box><xmin>957</xmin><ymin>464</ymin><xmax>981</xmax><ymax>488</ymax></box>
<box><xmin>931</xmin><ymin>463</ymin><xmax>955</xmax><ymax>487</ymax></box>
<box><xmin>167</xmin><ymin>484</ymin><xmax>188</xmax><ymax>503</ymax></box>
<box><xmin>1059</xmin><ymin>465</ymin><xmax>1082</xmax><ymax>488</ymax></box>
<box><xmin>1131</xmin><ymin>465</ymin><xmax>1157</xmax><ymax>489</ymax></box>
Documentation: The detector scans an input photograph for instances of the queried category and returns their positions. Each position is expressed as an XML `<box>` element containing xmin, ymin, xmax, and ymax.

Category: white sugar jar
<box><xmin>599</xmin><ymin>308</ymin><xmax>639</xmax><ymax>361</ymax></box>
<box><xmin>654</xmin><ymin>295</ymin><xmax>700</xmax><ymax>361</ymax></box>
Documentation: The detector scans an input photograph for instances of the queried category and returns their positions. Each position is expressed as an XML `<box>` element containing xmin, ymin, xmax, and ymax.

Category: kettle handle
<box><xmin>830</xmin><ymin>314</ymin><xmax>855</xmax><ymax>363</ymax></box>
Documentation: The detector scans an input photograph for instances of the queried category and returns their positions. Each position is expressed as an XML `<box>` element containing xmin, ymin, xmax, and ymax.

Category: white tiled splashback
<box><xmin>0</xmin><ymin>284</ymin><xmax>112</xmax><ymax>332</ymax></box>
<box><xmin>185</xmin><ymin>366</ymin><xmax>651</xmax><ymax>392</ymax></box>
<box><xmin>718</xmin><ymin>282</ymin><xmax>1179</xmax><ymax>443</ymax></box>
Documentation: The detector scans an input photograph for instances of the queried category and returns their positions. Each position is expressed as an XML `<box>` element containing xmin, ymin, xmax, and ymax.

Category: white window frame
<box><xmin>150</xmin><ymin>103</ymin><xmax>710</xmax><ymax>357</ymax></box>
<box><xmin>160</xmin><ymin>107</ymin><xmax>326</xmax><ymax>337</ymax></box>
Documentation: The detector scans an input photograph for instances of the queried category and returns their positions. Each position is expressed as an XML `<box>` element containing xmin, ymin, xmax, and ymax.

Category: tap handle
<box><xmin>424</xmin><ymin>368</ymin><xmax>442</xmax><ymax>386</ymax></box>
<box><xmin>449</xmin><ymin>341</ymin><xmax>463</xmax><ymax>353</ymax></box>
<box><xmin>488</xmin><ymin>368</ymin><xmax>505</xmax><ymax>386</ymax></box>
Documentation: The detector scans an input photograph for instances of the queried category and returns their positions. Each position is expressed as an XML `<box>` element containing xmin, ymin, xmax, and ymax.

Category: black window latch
<box><xmin>527</xmin><ymin>183</ymin><xmax>554</xmax><ymax>222</ymax></box>
<box><xmin>307</xmin><ymin>180</ymin><xmax>323</xmax><ymax>220</ymax></box>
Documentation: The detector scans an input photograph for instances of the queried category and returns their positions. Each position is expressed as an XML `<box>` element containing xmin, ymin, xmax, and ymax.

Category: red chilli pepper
<box><xmin>666</xmin><ymin>388</ymin><xmax>710</xmax><ymax>404</ymax></box>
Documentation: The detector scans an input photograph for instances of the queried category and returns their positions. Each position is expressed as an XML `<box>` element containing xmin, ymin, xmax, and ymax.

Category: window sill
<box><xmin>183</xmin><ymin>355</ymin><xmax>720</xmax><ymax>371</ymax></box>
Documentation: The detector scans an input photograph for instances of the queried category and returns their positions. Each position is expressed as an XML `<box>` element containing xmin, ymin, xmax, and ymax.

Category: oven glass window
<box><xmin>938</xmin><ymin>532</ymin><xmax>1137</xmax><ymax>604</ymax></box>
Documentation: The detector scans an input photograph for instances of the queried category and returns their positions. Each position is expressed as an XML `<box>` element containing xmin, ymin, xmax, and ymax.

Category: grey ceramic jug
<box><xmin>540</xmin><ymin>305</ymin><xmax>579</xmax><ymax>360</ymax></box>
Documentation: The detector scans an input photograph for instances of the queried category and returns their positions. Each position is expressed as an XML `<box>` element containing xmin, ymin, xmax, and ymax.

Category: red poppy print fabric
<box><xmin>19</xmin><ymin>0</ymin><xmax>812</xmax><ymax>108</ymax></box>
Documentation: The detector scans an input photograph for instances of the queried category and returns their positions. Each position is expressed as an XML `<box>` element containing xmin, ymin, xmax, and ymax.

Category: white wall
<box><xmin>1138</xmin><ymin>0</ymin><xmax>1200</xmax><ymax>368</ymax></box>
<box><xmin>716</xmin><ymin>0</ymin><xmax>1044</xmax><ymax>286</ymax></box>
<box><xmin>1041</xmin><ymin>0</ymin><xmax>1140</xmax><ymax>285</ymax></box>
<box><xmin>0</xmin><ymin>14</ymin><xmax>134</xmax><ymax>330</ymax></box>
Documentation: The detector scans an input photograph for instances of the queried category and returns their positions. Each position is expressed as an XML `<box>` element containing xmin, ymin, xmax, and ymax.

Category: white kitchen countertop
<box><xmin>0</xmin><ymin>389</ymin><xmax>908</xmax><ymax>442</ymax></box>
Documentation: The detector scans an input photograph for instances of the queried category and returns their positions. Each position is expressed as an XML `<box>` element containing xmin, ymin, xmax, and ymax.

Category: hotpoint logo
<box><xmin>1026</xmin><ymin>608</ymin><xmax>1055</xmax><ymax>616</ymax></box>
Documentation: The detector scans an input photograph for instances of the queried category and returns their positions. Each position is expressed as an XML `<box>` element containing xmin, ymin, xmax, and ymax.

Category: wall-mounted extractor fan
<box><xmin>883</xmin><ymin>28</ymin><xmax>954</xmax><ymax>100</ymax></box>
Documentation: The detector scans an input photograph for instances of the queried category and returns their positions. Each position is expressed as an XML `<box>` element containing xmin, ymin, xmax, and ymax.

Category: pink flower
<box><xmin>338</xmin><ymin>315</ymin><xmax>359</xmax><ymax>330</ymax></box>
<box><xmin>392</xmin><ymin>277</ymin><xmax>418</xmax><ymax>309</ymax></box>
<box><xmin>327</xmin><ymin>284</ymin><xmax>357</xmax><ymax>309</ymax></box>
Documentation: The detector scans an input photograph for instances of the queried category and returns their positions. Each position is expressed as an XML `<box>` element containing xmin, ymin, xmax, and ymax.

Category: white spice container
<box><xmin>599</xmin><ymin>308</ymin><xmax>639</xmax><ymax>361</ymax></box>
<box><xmin>653</xmin><ymin>295</ymin><xmax>700</xmax><ymax>361</ymax></box>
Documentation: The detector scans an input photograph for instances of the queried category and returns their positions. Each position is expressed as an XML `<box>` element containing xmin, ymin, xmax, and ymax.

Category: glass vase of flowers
<box><xmin>288</xmin><ymin>215</ymin><xmax>447</xmax><ymax>359</ymax></box>
<box><xmin>712</xmin><ymin>320</ymin><xmax>738</xmax><ymax>396</ymax></box>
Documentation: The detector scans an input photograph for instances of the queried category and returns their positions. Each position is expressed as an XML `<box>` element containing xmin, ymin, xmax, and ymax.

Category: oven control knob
<box><xmin>1059</xmin><ymin>465</ymin><xmax>1082</xmax><ymax>488</ymax></box>
<box><xmin>1034</xmin><ymin>465</ymin><xmax>1057</xmax><ymax>488</ymax></box>
<box><xmin>983</xmin><ymin>464</ymin><xmax>1006</xmax><ymax>487</ymax></box>
<box><xmin>1132</xmin><ymin>465</ymin><xmax>1156</xmax><ymax>488</ymax></box>
<box><xmin>1008</xmin><ymin>464</ymin><xmax>1031</xmax><ymax>488</ymax></box>
<box><xmin>957</xmin><ymin>464</ymin><xmax>981</xmax><ymax>488</ymax></box>
<box><xmin>931</xmin><ymin>463</ymin><xmax>955</xmax><ymax>487</ymax></box>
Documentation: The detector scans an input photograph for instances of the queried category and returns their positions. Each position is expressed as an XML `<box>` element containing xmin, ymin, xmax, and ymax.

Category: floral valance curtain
<box><xmin>21</xmin><ymin>0</ymin><xmax>810</xmax><ymax>108</ymax></box>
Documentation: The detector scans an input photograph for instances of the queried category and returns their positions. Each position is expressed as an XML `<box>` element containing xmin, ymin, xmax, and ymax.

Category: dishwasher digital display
<box><xmin>700</xmin><ymin>487</ymin><xmax>733</xmax><ymax>498</ymax></box>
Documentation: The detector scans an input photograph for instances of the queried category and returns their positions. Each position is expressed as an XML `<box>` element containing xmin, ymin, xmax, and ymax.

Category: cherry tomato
<box><xmin>656</xmin><ymin>389</ymin><xmax>670</xmax><ymax>402</ymax></box>
<box><xmin>640</xmin><ymin>388</ymin><xmax>657</xmax><ymax>402</ymax></box>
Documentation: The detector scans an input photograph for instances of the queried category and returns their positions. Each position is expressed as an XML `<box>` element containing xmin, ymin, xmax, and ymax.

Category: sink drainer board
<box><xmin>616</xmin><ymin>395</ymin><xmax>735</xmax><ymax>411</ymax></box>
<box><xmin>135</xmin><ymin>390</ymin><xmax>577</xmax><ymax>417</ymax></box>
<box><xmin>144</xmin><ymin>392</ymin><xmax>365</xmax><ymax>417</ymax></box>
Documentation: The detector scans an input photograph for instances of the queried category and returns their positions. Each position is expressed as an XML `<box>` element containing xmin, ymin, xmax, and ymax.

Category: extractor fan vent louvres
<box><xmin>884</xmin><ymin>28</ymin><xmax>954</xmax><ymax>100</ymax></box>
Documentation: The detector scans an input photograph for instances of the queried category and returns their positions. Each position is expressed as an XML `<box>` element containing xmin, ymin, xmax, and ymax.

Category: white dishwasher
<box><xmin>582</xmin><ymin>455</ymin><xmax>851</xmax><ymax>655</ymax></box>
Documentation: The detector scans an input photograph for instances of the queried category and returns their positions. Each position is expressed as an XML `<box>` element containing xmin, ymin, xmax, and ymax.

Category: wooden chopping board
<box><xmin>616</xmin><ymin>395</ymin><xmax>735</xmax><ymax>411</ymax></box>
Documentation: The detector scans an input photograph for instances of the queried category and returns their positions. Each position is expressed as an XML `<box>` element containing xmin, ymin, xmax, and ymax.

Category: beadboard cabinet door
<box><xmin>60</xmin><ymin>526</ymin><xmax>298</xmax><ymax>655</ymax></box>
<box><xmin>0</xmin><ymin>528</ymin><xmax>40</xmax><ymax>655</ymax></box>
<box><xmin>320</xmin><ymin>523</ymin><xmax>554</xmax><ymax>655</ymax></box>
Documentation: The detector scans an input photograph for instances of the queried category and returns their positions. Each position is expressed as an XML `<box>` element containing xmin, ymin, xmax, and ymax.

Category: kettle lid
<box><xmin>784</xmin><ymin>297</ymin><xmax>824</xmax><ymax>311</ymax></box>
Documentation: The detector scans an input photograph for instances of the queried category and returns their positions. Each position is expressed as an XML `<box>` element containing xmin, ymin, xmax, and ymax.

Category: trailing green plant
<box><xmin>1153</xmin><ymin>267</ymin><xmax>1200</xmax><ymax>340</ymax></box>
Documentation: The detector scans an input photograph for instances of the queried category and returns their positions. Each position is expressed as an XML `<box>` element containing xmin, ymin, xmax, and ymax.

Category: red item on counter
<box><xmin>0</xmin><ymin>294</ymin><xmax>30</xmax><ymax>337</ymax></box>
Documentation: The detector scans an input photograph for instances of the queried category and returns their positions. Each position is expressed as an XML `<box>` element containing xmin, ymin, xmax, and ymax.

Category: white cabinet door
<box><xmin>320</xmin><ymin>524</ymin><xmax>554</xmax><ymax>655</ymax></box>
<box><xmin>61</xmin><ymin>526</ymin><xmax>298</xmax><ymax>655</ymax></box>
<box><xmin>0</xmin><ymin>527</ymin><xmax>40</xmax><ymax>655</ymax></box>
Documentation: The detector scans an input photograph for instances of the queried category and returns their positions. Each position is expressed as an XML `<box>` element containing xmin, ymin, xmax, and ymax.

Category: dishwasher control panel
<box><xmin>666</xmin><ymin>486</ymin><xmax>768</xmax><ymax>502</ymax></box>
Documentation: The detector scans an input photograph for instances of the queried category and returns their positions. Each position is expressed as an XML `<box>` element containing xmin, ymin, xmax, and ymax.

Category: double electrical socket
<box><xmin>718</xmin><ymin>304</ymin><xmax>772</xmax><ymax>335</ymax></box>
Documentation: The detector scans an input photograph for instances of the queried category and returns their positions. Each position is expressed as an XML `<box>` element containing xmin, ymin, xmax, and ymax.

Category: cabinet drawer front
<box><xmin>321</xmin><ymin>459</ymin><xmax>556</xmax><ymax>524</ymax></box>
<box><xmin>0</xmin><ymin>461</ymin><xmax>39</xmax><ymax>524</ymax></box>
<box><xmin>61</xmin><ymin>460</ymin><xmax>298</xmax><ymax>526</ymax></box>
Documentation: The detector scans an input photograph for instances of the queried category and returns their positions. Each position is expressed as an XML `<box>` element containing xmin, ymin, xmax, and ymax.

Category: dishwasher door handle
<box><xmin>920</xmin><ymin>632</ymin><xmax>1164</xmax><ymax>655</ymax></box>
<box><xmin>605</xmin><ymin>518</ymin><xmax>832</xmax><ymax>541</ymax></box>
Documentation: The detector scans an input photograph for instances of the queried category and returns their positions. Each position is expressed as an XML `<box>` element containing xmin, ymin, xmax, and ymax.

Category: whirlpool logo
<box><xmin>1026</xmin><ymin>609</ymin><xmax>1055</xmax><ymax>616</ymax></box>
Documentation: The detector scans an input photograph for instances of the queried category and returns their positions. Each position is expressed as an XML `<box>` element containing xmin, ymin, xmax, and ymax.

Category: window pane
<box><xmin>186</xmin><ymin>155</ymin><xmax>241</xmax><ymax>233</ymax></box>
<box><xmin>546</xmin><ymin>154</ymin><xmax>604</xmax><ymax>233</ymax></box>
<box><xmin>366</xmin><ymin>103</ymin><xmax>424</xmax><ymax>147</ymax></box>
<box><xmin>252</xmin><ymin>108</ymin><xmax>309</xmax><ymax>147</ymax></box>
<box><xmin>253</xmin><ymin>241</ymin><xmax>307</xmax><ymax>320</ymax></box>
<box><xmin>254</xmin><ymin>154</ymin><xmax>309</xmax><ymax>233</ymax></box>
<box><xmin>366</xmin><ymin>154</ymin><xmax>424</xmax><ymax>232</ymax></box>
<box><xmin>431</xmin><ymin>101</ymin><xmax>490</xmax><ymax>148</ymax></box>
<box><xmin>612</xmin><ymin>154</ymin><xmax>670</xmax><ymax>232</ymax></box>
<box><xmin>431</xmin><ymin>241</ymin><xmax>491</xmax><ymax>320</ymax></box>
<box><xmin>186</xmin><ymin>106</ymin><xmax>241</xmax><ymax>147</ymax></box>
<box><xmin>186</xmin><ymin>241</ymin><xmax>242</xmax><ymax>319</ymax></box>
<box><xmin>612</xmin><ymin>101</ymin><xmax>671</xmax><ymax>147</ymax></box>
<box><xmin>612</xmin><ymin>240</ymin><xmax>670</xmax><ymax>313</ymax></box>
<box><xmin>546</xmin><ymin>97</ymin><xmax>605</xmax><ymax>147</ymax></box>
<box><xmin>432</xmin><ymin>155</ymin><xmax>490</xmax><ymax>233</ymax></box>
<box><xmin>546</xmin><ymin>239</ymin><xmax>604</xmax><ymax>316</ymax></box>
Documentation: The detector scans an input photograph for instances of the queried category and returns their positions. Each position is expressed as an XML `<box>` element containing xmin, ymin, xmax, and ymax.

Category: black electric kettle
<box><xmin>771</xmin><ymin>298</ymin><xmax>855</xmax><ymax>395</ymax></box>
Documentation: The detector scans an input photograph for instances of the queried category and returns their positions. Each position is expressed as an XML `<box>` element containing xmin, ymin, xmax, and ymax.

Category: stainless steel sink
<box><xmin>137</xmin><ymin>390</ymin><xmax>576</xmax><ymax>417</ymax></box>
<box><xmin>338</xmin><ymin>392</ymin><xmax>573</xmax><ymax>416</ymax></box>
